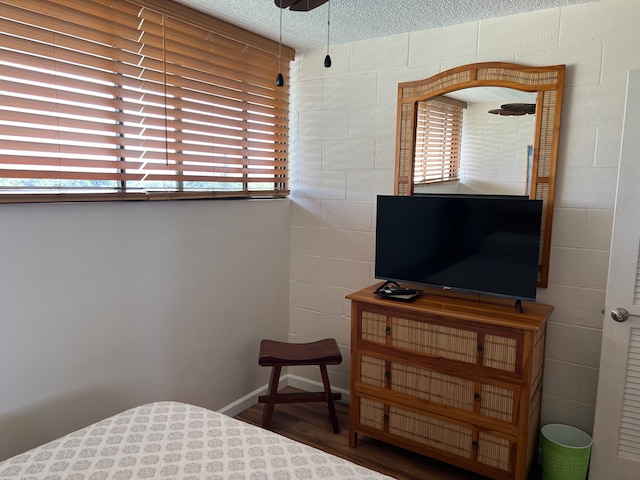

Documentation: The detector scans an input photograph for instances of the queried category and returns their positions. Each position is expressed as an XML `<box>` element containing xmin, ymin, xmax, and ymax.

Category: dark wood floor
<box><xmin>234</xmin><ymin>388</ymin><xmax>542</xmax><ymax>480</ymax></box>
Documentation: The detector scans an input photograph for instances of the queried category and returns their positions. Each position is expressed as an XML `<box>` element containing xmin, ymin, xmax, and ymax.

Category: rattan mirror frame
<box><xmin>394</xmin><ymin>62</ymin><xmax>565</xmax><ymax>288</ymax></box>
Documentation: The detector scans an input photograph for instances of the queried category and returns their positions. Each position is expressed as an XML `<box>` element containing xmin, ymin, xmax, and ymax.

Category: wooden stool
<box><xmin>258</xmin><ymin>338</ymin><xmax>342</xmax><ymax>433</ymax></box>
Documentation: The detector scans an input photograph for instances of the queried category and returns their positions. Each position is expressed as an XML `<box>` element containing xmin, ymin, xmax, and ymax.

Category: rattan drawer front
<box><xmin>360</xmin><ymin>355</ymin><xmax>386</xmax><ymax>387</ymax></box>
<box><xmin>389</xmin><ymin>406</ymin><xmax>473</xmax><ymax>459</ymax></box>
<box><xmin>359</xmin><ymin>397</ymin><xmax>385</xmax><ymax>430</ymax></box>
<box><xmin>532</xmin><ymin>325</ymin><xmax>547</xmax><ymax>384</ymax></box>
<box><xmin>477</xmin><ymin>431</ymin><xmax>513</xmax><ymax>472</ymax></box>
<box><xmin>391</xmin><ymin>317</ymin><xmax>477</xmax><ymax>363</ymax></box>
<box><xmin>390</xmin><ymin>362</ymin><xmax>475</xmax><ymax>412</ymax></box>
<box><xmin>479</xmin><ymin>383</ymin><xmax>516</xmax><ymax>422</ymax></box>
<box><xmin>361</xmin><ymin>311</ymin><xmax>387</xmax><ymax>344</ymax></box>
<box><xmin>389</xmin><ymin>361</ymin><xmax>516</xmax><ymax>423</ymax></box>
<box><xmin>483</xmin><ymin>334</ymin><xmax>517</xmax><ymax>372</ymax></box>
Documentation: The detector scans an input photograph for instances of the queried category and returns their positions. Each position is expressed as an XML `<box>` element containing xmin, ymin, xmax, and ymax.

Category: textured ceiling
<box><xmin>174</xmin><ymin>0</ymin><xmax>597</xmax><ymax>50</ymax></box>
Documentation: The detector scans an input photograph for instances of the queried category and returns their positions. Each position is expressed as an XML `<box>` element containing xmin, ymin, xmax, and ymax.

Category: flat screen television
<box><xmin>375</xmin><ymin>194</ymin><xmax>543</xmax><ymax>301</ymax></box>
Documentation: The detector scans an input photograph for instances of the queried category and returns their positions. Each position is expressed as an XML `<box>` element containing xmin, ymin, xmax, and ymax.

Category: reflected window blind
<box><xmin>0</xmin><ymin>0</ymin><xmax>293</xmax><ymax>202</ymax></box>
<box><xmin>414</xmin><ymin>98</ymin><xmax>464</xmax><ymax>185</ymax></box>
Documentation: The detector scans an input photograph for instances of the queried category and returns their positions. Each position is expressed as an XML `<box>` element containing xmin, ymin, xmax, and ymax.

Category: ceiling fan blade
<box><xmin>274</xmin><ymin>0</ymin><xmax>329</xmax><ymax>11</ymax></box>
<box><xmin>488</xmin><ymin>103</ymin><xmax>536</xmax><ymax>116</ymax></box>
<box><xmin>274</xmin><ymin>0</ymin><xmax>295</xmax><ymax>8</ymax></box>
<box><xmin>503</xmin><ymin>103</ymin><xmax>536</xmax><ymax>114</ymax></box>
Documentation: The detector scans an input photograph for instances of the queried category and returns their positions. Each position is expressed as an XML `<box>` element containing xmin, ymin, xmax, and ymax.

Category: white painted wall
<box><xmin>288</xmin><ymin>0</ymin><xmax>640</xmax><ymax>435</ymax></box>
<box><xmin>0</xmin><ymin>199</ymin><xmax>291</xmax><ymax>460</ymax></box>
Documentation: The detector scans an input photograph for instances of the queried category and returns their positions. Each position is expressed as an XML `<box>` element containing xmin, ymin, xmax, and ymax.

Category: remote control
<box><xmin>383</xmin><ymin>288</ymin><xmax>418</xmax><ymax>295</ymax></box>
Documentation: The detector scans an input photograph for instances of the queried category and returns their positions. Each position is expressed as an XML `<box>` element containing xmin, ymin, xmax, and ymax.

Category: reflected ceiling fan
<box><xmin>275</xmin><ymin>0</ymin><xmax>329</xmax><ymax>11</ymax></box>
<box><xmin>488</xmin><ymin>103</ymin><xmax>536</xmax><ymax>116</ymax></box>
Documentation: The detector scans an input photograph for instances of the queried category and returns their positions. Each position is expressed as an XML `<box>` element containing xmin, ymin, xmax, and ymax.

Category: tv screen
<box><xmin>375</xmin><ymin>195</ymin><xmax>543</xmax><ymax>301</ymax></box>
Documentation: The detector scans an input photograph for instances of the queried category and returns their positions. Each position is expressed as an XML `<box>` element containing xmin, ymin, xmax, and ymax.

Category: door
<box><xmin>589</xmin><ymin>70</ymin><xmax>640</xmax><ymax>478</ymax></box>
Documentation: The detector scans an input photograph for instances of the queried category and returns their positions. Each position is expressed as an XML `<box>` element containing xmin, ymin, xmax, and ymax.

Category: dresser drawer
<box><xmin>361</xmin><ymin>310</ymin><xmax>520</xmax><ymax>374</ymax></box>
<box><xmin>359</xmin><ymin>354</ymin><xmax>517</xmax><ymax>424</ymax></box>
<box><xmin>356</xmin><ymin>396</ymin><xmax>515</xmax><ymax>474</ymax></box>
<box><xmin>389</xmin><ymin>405</ymin><xmax>475</xmax><ymax>460</ymax></box>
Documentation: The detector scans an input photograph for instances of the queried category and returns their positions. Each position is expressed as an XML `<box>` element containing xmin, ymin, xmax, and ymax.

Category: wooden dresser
<box><xmin>347</xmin><ymin>284</ymin><xmax>553</xmax><ymax>480</ymax></box>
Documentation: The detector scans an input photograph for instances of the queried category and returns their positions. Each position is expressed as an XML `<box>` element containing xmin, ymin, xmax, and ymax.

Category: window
<box><xmin>0</xmin><ymin>0</ymin><xmax>294</xmax><ymax>202</ymax></box>
<box><xmin>414</xmin><ymin>97</ymin><xmax>465</xmax><ymax>185</ymax></box>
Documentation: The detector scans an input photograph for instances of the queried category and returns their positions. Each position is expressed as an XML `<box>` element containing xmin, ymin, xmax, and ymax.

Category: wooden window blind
<box><xmin>0</xmin><ymin>0</ymin><xmax>295</xmax><ymax>202</ymax></box>
<box><xmin>414</xmin><ymin>98</ymin><xmax>465</xmax><ymax>185</ymax></box>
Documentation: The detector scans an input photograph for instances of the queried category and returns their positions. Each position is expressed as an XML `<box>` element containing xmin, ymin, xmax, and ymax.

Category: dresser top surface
<box><xmin>347</xmin><ymin>283</ymin><xmax>553</xmax><ymax>331</ymax></box>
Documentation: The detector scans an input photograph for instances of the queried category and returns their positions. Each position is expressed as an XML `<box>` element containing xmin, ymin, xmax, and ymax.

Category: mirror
<box><xmin>414</xmin><ymin>87</ymin><xmax>537</xmax><ymax>196</ymax></box>
<box><xmin>394</xmin><ymin>62</ymin><xmax>565</xmax><ymax>287</ymax></box>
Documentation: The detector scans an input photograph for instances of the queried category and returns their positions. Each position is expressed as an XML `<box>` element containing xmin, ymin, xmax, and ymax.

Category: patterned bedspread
<box><xmin>0</xmin><ymin>401</ymin><xmax>393</xmax><ymax>479</ymax></box>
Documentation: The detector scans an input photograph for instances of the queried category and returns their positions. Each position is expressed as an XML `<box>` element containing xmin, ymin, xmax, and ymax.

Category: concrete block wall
<box><xmin>287</xmin><ymin>0</ymin><xmax>640</xmax><ymax>433</ymax></box>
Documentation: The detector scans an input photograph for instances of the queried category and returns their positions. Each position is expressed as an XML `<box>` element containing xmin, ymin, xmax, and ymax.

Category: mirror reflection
<box><xmin>414</xmin><ymin>87</ymin><xmax>537</xmax><ymax>196</ymax></box>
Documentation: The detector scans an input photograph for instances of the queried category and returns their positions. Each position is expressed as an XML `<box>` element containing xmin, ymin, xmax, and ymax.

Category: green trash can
<box><xmin>541</xmin><ymin>424</ymin><xmax>592</xmax><ymax>480</ymax></box>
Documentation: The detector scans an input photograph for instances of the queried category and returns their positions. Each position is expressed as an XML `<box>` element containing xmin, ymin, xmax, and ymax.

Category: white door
<box><xmin>589</xmin><ymin>70</ymin><xmax>640</xmax><ymax>478</ymax></box>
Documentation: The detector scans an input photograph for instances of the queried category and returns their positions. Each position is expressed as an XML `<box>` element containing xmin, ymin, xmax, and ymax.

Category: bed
<box><xmin>0</xmin><ymin>401</ymin><xmax>394</xmax><ymax>479</ymax></box>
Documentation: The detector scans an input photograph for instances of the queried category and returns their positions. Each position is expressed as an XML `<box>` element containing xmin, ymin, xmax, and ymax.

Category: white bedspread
<box><xmin>0</xmin><ymin>401</ymin><xmax>393</xmax><ymax>479</ymax></box>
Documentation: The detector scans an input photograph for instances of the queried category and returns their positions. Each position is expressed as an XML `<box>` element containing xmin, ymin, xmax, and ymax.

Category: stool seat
<box><xmin>259</xmin><ymin>338</ymin><xmax>342</xmax><ymax>366</ymax></box>
<box><xmin>258</xmin><ymin>338</ymin><xmax>342</xmax><ymax>433</ymax></box>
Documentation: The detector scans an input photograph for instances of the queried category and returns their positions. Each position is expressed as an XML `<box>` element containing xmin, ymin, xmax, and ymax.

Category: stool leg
<box><xmin>262</xmin><ymin>365</ymin><xmax>281</xmax><ymax>428</ymax></box>
<box><xmin>319</xmin><ymin>364</ymin><xmax>340</xmax><ymax>434</ymax></box>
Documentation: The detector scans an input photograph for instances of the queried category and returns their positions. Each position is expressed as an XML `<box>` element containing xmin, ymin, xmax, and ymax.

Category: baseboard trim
<box><xmin>217</xmin><ymin>382</ymin><xmax>270</xmax><ymax>417</ymax></box>
<box><xmin>218</xmin><ymin>374</ymin><xmax>350</xmax><ymax>418</ymax></box>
